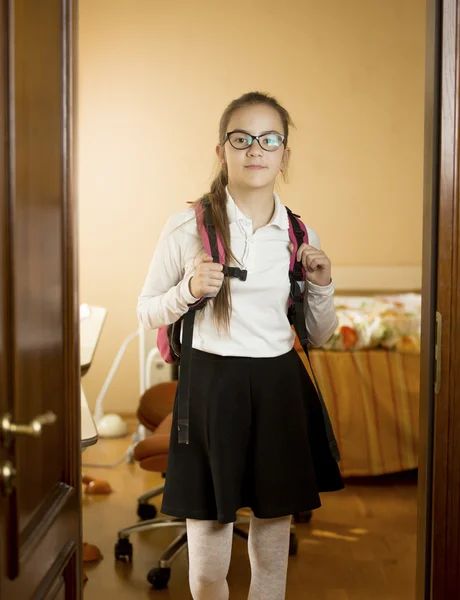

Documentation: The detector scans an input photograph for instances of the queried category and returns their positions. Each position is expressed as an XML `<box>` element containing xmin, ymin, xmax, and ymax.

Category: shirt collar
<box><xmin>225</xmin><ymin>187</ymin><xmax>289</xmax><ymax>230</ymax></box>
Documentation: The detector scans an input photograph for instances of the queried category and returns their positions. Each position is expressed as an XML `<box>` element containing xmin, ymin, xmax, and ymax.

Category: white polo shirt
<box><xmin>137</xmin><ymin>190</ymin><xmax>337</xmax><ymax>357</ymax></box>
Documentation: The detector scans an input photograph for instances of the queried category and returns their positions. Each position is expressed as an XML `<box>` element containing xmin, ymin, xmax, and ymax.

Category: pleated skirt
<box><xmin>161</xmin><ymin>348</ymin><xmax>344</xmax><ymax>525</ymax></box>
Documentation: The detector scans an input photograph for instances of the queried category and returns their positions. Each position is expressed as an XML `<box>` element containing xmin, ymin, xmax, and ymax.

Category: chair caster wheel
<box><xmin>137</xmin><ymin>502</ymin><xmax>157</xmax><ymax>520</ymax></box>
<box><xmin>293</xmin><ymin>510</ymin><xmax>313</xmax><ymax>524</ymax></box>
<box><xmin>114</xmin><ymin>538</ymin><xmax>133</xmax><ymax>561</ymax></box>
<box><xmin>289</xmin><ymin>532</ymin><xmax>298</xmax><ymax>556</ymax></box>
<box><xmin>147</xmin><ymin>567</ymin><xmax>171</xmax><ymax>590</ymax></box>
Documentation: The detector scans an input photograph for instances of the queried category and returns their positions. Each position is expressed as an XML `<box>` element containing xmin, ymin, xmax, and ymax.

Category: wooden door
<box><xmin>417</xmin><ymin>0</ymin><xmax>460</xmax><ymax>598</ymax></box>
<box><xmin>0</xmin><ymin>1</ymin><xmax>81</xmax><ymax>598</ymax></box>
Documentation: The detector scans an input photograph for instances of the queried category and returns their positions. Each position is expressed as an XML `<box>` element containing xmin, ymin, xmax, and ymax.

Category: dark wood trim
<box><xmin>61</xmin><ymin>0</ymin><xmax>81</xmax><ymax>596</ymax></box>
<box><xmin>31</xmin><ymin>540</ymin><xmax>76</xmax><ymax>600</ymax></box>
<box><xmin>0</xmin><ymin>2</ymin><xmax>11</xmax><ymax>418</ymax></box>
<box><xmin>0</xmin><ymin>0</ymin><xmax>20</xmax><ymax>581</ymax></box>
<box><xmin>61</xmin><ymin>0</ymin><xmax>80</xmax><ymax>486</ymax></box>
<box><xmin>42</xmin><ymin>575</ymin><xmax>65</xmax><ymax>600</ymax></box>
<box><xmin>20</xmin><ymin>484</ymin><xmax>74</xmax><ymax>560</ymax></box>
<box><xmin>0</xmin><ymin>0</ymin><xmax>10</xmax><ymax>586</ymax></box>
<box><xmin>427</xmin><ymin>0</ymin><xmax>460</xmax><ymax>597</ymax></box>
<box><xmin>416</xmin><ymin>0</ymin><xmax>442</xmax><ymax>598</ymax></box>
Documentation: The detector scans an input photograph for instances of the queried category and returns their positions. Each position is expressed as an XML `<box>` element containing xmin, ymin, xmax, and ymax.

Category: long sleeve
<box><xmin>137</xmin><ymin>194</ymin><xmax>338</xmax><ymax>356</ymax></box>
<box><xmin>303</xmin><ymin>228</ymin><xmax>338</xmax><ymax>348</ymax></box>
<box><xmin>137</xmin><ymin>211</ymin><xmax>199</xmax><ymax>330</ymax></box>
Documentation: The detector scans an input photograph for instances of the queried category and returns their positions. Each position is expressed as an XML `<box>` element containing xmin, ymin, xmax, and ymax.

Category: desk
<box><xmin>80</xmin><ymin>304</ymin><xmax>107</xmax><ymax>449</ymax></box>
<box><xmin>80</xmin><ymin>304</ymin><xmax>108</xmax><ymax>582</ymax></box>
<box><xmin>81</xmin><ymin>389</ymin><xmax>99</xmax><ymax>450</ymax></box>
<box><xmin>80</xmin><ymin>304</ymin><xmax>107</xmax><ymax>377</ymax></box>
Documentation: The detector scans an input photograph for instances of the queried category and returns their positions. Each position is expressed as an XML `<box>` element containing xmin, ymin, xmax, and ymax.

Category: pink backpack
<box><xmin>156</xmin><ymin>199</ymin><xmax>340</xmax><ymax>462</ymax></box>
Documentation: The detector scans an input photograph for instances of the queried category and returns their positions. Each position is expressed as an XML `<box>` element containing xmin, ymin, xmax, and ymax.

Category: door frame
<box><xmin>417</xmin><ymin>0</ymin><xmax>460</xmax><ymax>597</ymax></box>
<box><xmin>0</xmin><ymin>0</ymin><xmax>450</xmax><ymax>596</ymax></box>
<box><xmin>62</xmin><ymin>0</ymin><xmax>82</xmax><ymax>594</ymax></box>
<box><xmin>416</xmin><ymin>0</ymin><xmax>440</xmax><ymax>596</ymax></box>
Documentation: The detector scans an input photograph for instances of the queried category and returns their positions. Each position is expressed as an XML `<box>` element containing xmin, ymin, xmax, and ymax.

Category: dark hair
<box><xmin>197</xmin><ymin>92</ymin><xmax>294</xmax><ymax>330</ymax></box>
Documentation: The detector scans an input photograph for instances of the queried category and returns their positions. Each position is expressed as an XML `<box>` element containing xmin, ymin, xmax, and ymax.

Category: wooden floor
<box><xmin>82</xmin><ymin>426</ymin><xmax>417</xmax><ymax>599</ymax></box>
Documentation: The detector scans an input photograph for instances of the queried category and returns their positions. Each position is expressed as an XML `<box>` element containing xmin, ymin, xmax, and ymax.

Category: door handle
<box><xmin>0</xmin><ymin>411</ymin><xmax>57</xmax><ymax>447</ymax></box>
<box><xmin>0</xmin><ymin>461</ymin><xmax>17</xmax><ymax>496</ymax></box>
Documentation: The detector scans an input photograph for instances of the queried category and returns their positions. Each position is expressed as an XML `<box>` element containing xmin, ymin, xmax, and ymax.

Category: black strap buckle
<box><xmin>223</xmin><ymin>265</ymin><xmax>248</xmax><ymax>281</ymax></box>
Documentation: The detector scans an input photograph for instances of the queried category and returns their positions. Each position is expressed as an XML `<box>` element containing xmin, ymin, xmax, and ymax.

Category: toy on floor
<box><xmin>96</xmin><ymin>413</ymin><xmax>128</xmax><ymax>438</ymax></box>
<box><xmin>82</xmin><ymin>473</ymin><xmax>113</xmax><ymax>495</ymax></box>
<box><xmin>83</xmin><ymin>542</ymin><xmax>103</xmax><ymax>563</ymax></box>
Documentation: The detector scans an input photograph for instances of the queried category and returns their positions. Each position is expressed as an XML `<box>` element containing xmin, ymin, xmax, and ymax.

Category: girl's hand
<box><xmin>289</xmin><ymin>243</ymin><xmax>332</xmax><ymax>287</ymax></box>
<box><xmin>189</xmin><ymin>253</ymin><xmax>224</xmax><ymax>298</ymax></box>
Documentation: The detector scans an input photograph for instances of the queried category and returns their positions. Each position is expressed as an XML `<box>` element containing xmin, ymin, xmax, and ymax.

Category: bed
<box><xmin>295</xmin><ymin>293</ymin><xmax>421</xmax><ymax>477</ymax></box>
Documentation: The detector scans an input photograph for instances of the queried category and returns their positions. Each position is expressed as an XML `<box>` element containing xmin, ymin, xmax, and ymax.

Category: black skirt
<box><xmin>161</xmin><ymin>348</ymin><xmax>344</xmax><ymax>525</ymax></box>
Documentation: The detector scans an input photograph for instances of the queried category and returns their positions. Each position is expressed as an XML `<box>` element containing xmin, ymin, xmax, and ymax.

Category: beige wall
<box><xmin>78</xmin><ymin>0</ymin><xmax>426</xmax><ymax>413</ymax></box>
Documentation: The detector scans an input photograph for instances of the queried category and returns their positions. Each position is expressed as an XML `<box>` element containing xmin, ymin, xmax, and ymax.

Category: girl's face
<box><xmin>217</xmin><ymin>104</ymin><xmax>290</xmax><ymax>192</ymax></box>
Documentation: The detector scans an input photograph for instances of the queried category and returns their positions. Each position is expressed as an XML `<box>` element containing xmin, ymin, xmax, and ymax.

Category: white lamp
<box><xmin>91</xmin><ymin>328</ymin><xmax>165</xmax><ymax>439</ymax></box>
<box><xmin>91</xmin><ymin>331</ymin><xmax>140</xmax><ymax>438</ymax></box>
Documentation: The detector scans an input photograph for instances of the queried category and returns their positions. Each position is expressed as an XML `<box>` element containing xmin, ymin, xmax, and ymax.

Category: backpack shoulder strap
<box><xmin>285</xmin><ymin>207</ymin><xmax>341</xmax><ymax>462</ymax></box>
<box><xmin>194</xmin><ymin>199</ymin><xmax>247</xmax><ymax>281</ymax></box>
<box><xmin>175</xmin><ymin>200</ymin><xmax>248</xmax><ymax>444</ymax></box>
<box><xmin>286</xmin><ymin>207</ymin><xmax>308</xmax><ymax>281</ymax></box>
<box><xmin>195</xmin><ymin>200</ymin><xmax>225</xmax><ymax>264</ymax></box>
<box><xmin>286</xmin><ymin>207</ymin><xmax>309</xmax><ymax>344</ymax></box>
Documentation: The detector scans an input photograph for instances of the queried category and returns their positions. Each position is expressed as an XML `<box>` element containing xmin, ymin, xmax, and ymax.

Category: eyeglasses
<box><xmin>225</xmin><ymin>130</ymin><xmax>285</xmax><ymax>152</ymax></box>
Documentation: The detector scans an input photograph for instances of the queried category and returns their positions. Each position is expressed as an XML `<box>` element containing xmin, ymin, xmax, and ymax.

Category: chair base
<box><xmin>116</xmin><ymin>484</ymin><xmax>303</xmax><ymax>590</ymax></box>
<box><xmin>116</xmin><ymin>515</ymin><xmax>252</xmax><ymax>568</ymax></box>
<box><xmin>137</xmin><ymin>483</ymin><xmax>164</xmax><ymax>505</ymax></box>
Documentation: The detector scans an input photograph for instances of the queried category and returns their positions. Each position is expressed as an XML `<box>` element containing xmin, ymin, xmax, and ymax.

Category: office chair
<box><xmin>114</xmin><ymin>381</ymin><xmax>302</xmax><ymax>590</ymax></box>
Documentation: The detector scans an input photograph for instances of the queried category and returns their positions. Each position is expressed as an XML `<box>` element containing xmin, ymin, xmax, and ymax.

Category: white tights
<box><xmin>186</xmin><ymin>514</ymin><xmax>292</xmax><ymax>600</ymax></box>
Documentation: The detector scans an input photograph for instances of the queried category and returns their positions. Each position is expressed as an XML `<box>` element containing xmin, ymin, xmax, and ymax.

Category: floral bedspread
<box><xmin>321</xmin><ymin>293</ymin><xmax>421</xmax><ymax>352</ymax></box>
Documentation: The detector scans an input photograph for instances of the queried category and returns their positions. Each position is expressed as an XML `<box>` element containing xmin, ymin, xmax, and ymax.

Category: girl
<box><xmin>137</xmin><ymin>92</ymin><xmax>344</xmax><ymax>600</ymax></box>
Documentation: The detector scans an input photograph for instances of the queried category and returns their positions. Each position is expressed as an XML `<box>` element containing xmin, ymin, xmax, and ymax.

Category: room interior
<box><xmin>78</xmin><ymin>0</ymin><xmax>425</xmax><ymax>598</ymax></box>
